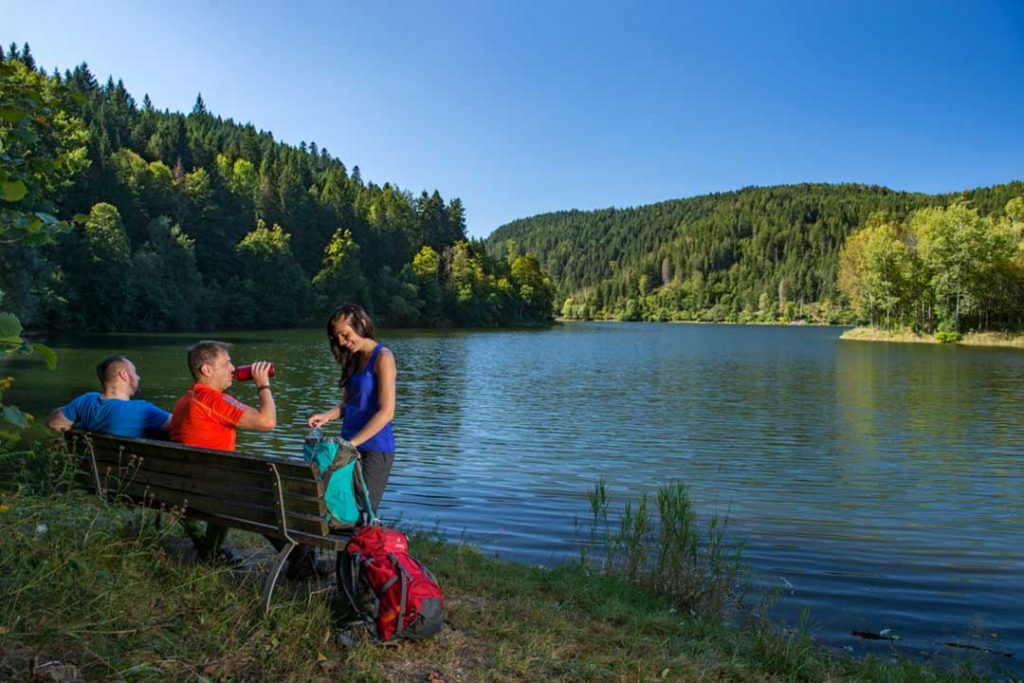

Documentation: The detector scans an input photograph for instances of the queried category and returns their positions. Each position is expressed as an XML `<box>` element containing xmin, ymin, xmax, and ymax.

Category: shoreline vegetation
<box><xmin>0</xmin><ymin>442</ymin><xmax>1006</xmax><ymax>682</ymax></box>
<box><xmin>490</xmin><ymin>184</ymin><xmax>1024</xmax><ymax>333</ymax></box>
<box><xmin>841</xmin><ymin>326</ymin><xmax>1024</xmax><ymax>349</ymax></box>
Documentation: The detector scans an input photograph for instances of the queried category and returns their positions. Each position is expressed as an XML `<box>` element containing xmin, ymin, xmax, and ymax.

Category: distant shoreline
<box><xmin>556</xmin><ymin>317</ymin><xmax>848</xmax><ymax>328</ymax></box>
<box><xmin>841</xmin><ymin>326</ymin><xmax>1024</xmax><ymax>349</ymax></box>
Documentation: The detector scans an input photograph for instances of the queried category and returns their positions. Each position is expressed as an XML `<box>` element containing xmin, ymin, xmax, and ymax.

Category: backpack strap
<box><xmin>339</xmin><ymin>552</ymin><xmax>372</xmax><ymax>620</ymax></box>
<box><xmin>390</xmin><ymin>554</ymin><xmax>411</xmax><ymax>638</ymax></box>
<box><xmin>353</xmin><ymin>454</ymin><xmax>378</xmax><ymax>525</ymax></box>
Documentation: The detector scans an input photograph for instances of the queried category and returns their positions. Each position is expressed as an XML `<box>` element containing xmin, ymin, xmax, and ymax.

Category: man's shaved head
<box><xmin>96</xmin><ymin>355</ymin><xmax>132</xmax><ymax>385</ymax></box>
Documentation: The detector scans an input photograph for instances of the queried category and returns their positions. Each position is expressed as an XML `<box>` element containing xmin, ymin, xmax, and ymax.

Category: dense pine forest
<box><xmin>0</xmin><ymin>45</ymin><xmax>556</xmax><ymax>334</ymax></box>
<box><xmin>486</xmin><ymin>182</ymin><xmax>1024</xmax><ymax>327</ymax></box>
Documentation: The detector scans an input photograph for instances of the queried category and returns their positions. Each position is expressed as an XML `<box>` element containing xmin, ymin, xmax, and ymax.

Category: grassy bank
<box><xmin>0</xmin><ymin>450</ymin><xmax>1005</xmax><ymax>682</ymax></box>
<box><xmin>841</xmin><ymin>326</ymin><xmax>1024</xmax><ymax>348</ymax></box>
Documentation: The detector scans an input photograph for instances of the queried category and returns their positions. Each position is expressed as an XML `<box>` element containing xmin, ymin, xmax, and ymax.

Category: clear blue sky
<box><xmin>7</xmin><ymin>1</ymin><xmax>1024</xmax><ymax>237</ymax></box>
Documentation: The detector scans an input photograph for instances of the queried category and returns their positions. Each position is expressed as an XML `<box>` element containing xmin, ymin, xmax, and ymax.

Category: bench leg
<box><xmin>261</xmin><ymin>541</ymin><xmax>295</xmax><ymax>615</ymax></box>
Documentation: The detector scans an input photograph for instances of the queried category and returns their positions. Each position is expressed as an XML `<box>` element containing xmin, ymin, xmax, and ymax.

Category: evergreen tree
<box><xmin>132</xmin><ymin>217</ymin><xmax>205</xmax><ymax>330</ymax></box>
<box><xmin>57</xmin><ymin>203</ymin><xmax>135</xmax><ymax>331</ymax></box>
<box><xmin>313</xmin><ymin>227</ymin><xmax>368</xmax><ymax>307</ymax></box>
<box><xmin>233</xmin><ymin>220</ymin><xmax>313</xmax><ymax>326</ymax></box>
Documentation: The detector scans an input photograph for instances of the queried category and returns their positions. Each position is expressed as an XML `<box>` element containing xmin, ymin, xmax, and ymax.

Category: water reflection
<box><xmin>4</xmin><ymin>323</ymin><xmax>1023</xmax><ymax>672</ymax></box>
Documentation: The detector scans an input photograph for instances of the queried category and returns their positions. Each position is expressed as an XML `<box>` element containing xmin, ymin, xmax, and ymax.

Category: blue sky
<box><xmin>7</xmin><ymin>1</ymin><xmax>1023</xmax><ymax>237</ymax></box>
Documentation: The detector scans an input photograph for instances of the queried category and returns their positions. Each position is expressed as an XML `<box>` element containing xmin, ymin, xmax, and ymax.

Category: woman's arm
<box><xmin>348</xmin><ymin>348</ymin><xmax>396</xmax><ymax>448</ymax></box>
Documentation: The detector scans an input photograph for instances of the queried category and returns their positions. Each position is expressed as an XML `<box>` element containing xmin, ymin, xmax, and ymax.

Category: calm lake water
<box><xmin>5</xmin><ymin>322</ymin><xmax>1023</xmax><ymax>672</ymax></box>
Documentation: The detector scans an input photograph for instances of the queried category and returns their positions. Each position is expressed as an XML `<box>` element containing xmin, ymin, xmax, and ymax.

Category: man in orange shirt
<box><xmin>170</xmin><ymin>340</ymin><xmax>276</xmax><ymax>564</ymax></box>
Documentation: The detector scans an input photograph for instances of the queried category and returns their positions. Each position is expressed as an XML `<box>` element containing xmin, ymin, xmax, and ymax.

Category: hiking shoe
<box><xmin>286</xmin><ymin>554</ymin><xmax>330</xmax><ymax>581</ymax></box>
<box><xmin>198</xmin><ymin>547</ymin><xmax>244</xmax><ymax>568</ymax></box>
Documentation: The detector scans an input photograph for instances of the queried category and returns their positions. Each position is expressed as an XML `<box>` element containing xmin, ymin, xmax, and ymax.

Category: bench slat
<box><xmin>175</xmin><ymin>511</ymin><xmax>353</xmax><ymax>550</ymax></box>
<box><xmin>74</xmin><ymin>470</ymin><xmax>351</xmax><ymax>549</ymax></box>
<box><xmin>74</xmin><ymin>434</ymin><xmax>313</xmax><ymax>478</ymax></box>
<box><xmin>85</xmin><ymin>462</ymin><xmax>326</xmax><ymax>517</ymax></box>
<box><xmin>113</xmin><ymin>479</ymin><xmax>327</xmax><ymax>536</ymax></box>
<box><xmin>115</xmin><ymin>495</ymin><xmax>351</xmax><ymax>550</ymax></box>
<box><xmin>115</xmin><ymin>480</ymin><xmax>330</xmax><ymax>537</ymax></box>
<box><xmin>81</xmin><ymin>451</ymin><xmax>325</xmax><ymax>512</ymax></box>
<box><xmin>71</xmin><ymin>433</ymin><xmax>313</xmax><ymax>473</ymax></box>
<box><xmin>82</xmin><ymin>445</ymin><xmax>323</xmax><ymax>498</ymax></box>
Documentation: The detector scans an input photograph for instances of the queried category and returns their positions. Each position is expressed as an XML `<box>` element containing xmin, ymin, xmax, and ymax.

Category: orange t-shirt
<box><xmin>169</xmin><ymin>383</ymin><xmax>248</xmax><ymax>451</ymax></box>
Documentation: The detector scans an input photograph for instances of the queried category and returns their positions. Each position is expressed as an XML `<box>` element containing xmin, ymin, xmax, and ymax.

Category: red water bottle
<box><xmin>233</xmin><ymin>363</ymin><xmax>276</xmax><ymax>381</ymax></box>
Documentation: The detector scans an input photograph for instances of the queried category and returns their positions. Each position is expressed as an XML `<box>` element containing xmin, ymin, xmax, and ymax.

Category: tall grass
<box><xmin>0</xmin><ymin>442</ymin><xmax>338</xmax><ymax>681</ymax></box>
<box><xmin>583</xmin><ymin>478</ymin><xmax>743</xmax><ymax>619</ymax></box>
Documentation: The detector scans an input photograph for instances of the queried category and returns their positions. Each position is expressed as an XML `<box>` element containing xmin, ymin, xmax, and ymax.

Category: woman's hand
<box><xmin>307</xmin><ymin>411</ymin><xmax>335</xmax><ymax>428</ymax></box>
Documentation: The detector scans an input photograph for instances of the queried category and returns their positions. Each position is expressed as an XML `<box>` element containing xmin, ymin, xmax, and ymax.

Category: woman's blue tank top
<box><xmin>341</xmin><ymin>343</ymin><xmax>395</xmax><ymax>452</ymax></box>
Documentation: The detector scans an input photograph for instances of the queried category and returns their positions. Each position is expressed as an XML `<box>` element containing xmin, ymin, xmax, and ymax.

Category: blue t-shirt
<box><xmin>62</xmin><ymin>392</ymin><xmax>171</xmax><ymax>439</ymax></box>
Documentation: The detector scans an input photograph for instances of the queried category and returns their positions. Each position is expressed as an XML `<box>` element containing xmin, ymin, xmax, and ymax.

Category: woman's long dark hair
<box><xmin>327</xmin><ymin>303</ymin><xmax>376</xmax><ymax>388</ymax></box>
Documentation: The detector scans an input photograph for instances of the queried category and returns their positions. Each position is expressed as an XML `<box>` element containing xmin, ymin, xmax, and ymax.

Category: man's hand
<box><xmin>237</xmin><ymin>360</ymin><xmax>276</xmax><ymax>432</ymax></box>
<box><xmin>250</xmin><ymin>360</ymin><xmax>273</xmax><ymax>386</ymax></box>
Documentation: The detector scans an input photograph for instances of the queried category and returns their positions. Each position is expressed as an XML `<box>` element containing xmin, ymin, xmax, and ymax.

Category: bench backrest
<box><xmin>66</xmin><ymin>431</ymin><xmax>351</xmax><ymax>550</ymax></box>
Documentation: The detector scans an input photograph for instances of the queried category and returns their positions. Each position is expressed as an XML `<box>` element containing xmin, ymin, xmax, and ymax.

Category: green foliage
<box><xmin>409</xmin><ymin>245</ymin><xmax>444</xmax><ymax>323</ymax></box>
<box><xmin>0</xmin><ymin>303</ymin><xmax>57</xmax><ymax>444</ymax></box>
<box><xmin>911</xmin><ymin>203</ymin><xmax>1015</xmax><ymax>330</ymax></box>
<box><xmin>487</xmin><ymin>182</ymin><xmax>1024</xmax><ymax>325</ymax></box>
<box><xmin>312</xmin><ymin>227</ymin><xmax>367</xmax><ymax>304</ymax></box>
<box><xmin>583</xmin><ymin>478</ymin><xmax>743</xmax><ymax>619</ymax></box>
<box><xmin>1</xmin><ymin>50</ymin><xmax>553</xmax><ymax>331</ymax></box>
<box><xmin>0</xmin><ymin>57</ymin><xmax>65</xmax><ymax>445</ymax></box>
<box><xmin>233</xmin><ymin>220</ymin><xmax>313</xmax><ymax>326</ymax></box>
<box><xmin>510</xmin><ymin>253</ymin><xmax>556</xmax><ymax>320</ymax></box>
<box><xmin>0</xmin><ymin>58</ymin><xmax>88</xmax><ymax>247</ymax></box>
<box><xmin>131</xmin><ymin>217</ymin><xmax>204</xmax><ymax>330</ymax></box>
<box><xmin>56</xmin><ymin>202</ymin><xmax>135</xmax><ymax>331</ymax></box>
<box><xmin>839</xmin><ymin>200</ymin><xmax>1024</xmax><ymax>332</ymax></box>
<box><xmin>838</xmin><ymin>215</ymin><xmax>918</xmax><ymax>328</ymax></box>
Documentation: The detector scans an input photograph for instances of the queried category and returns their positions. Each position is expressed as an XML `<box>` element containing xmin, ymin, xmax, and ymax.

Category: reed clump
<box><xmin>583</xmin><ymin>479</ymin><xmax>743</xmax><ymax>620</ymax></box>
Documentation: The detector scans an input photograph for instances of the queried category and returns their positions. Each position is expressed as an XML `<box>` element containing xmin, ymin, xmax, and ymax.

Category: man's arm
<box><xmin>46</xmin><ymin>408</ymin><xmax>74</xmax><ymax>432</ymax></box>
<box><xmin>236</xmin><ymin>361</ymin><xmax>276</xmax><ymax>432</ymax></box>
<box><xmin>144</xmin><ymin>404</ymin><xmax>173</xmax><ymax>439</ymax></box>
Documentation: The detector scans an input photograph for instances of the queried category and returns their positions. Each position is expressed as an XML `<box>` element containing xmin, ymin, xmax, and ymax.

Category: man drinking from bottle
<box><xmin>169</xmin><ymin>340</ymin><xmax>276</xmax><ymax>565</ymax></box>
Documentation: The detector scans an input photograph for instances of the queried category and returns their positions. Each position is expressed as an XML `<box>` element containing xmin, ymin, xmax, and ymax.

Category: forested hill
<box><xmin>484</xmin><ymin>182</ymin><xmax>1024</xmax><ymax>322</ymax></box>
<box><xmin>0</xmin><ymin>45</ymin><xmax>555</xmax><ymax>332</ymax></box>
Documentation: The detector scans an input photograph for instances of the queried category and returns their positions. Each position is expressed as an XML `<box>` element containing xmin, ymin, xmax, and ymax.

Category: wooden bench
<box><xmin>65</xmin><ymin>430</ymin><xmax>353</xmax><ymax>614</ymax></box>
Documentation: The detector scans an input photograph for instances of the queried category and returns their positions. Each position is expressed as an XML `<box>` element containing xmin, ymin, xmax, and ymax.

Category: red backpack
<box><xmin>338</xmin><ymin>525</ymin><xmax>446</xmax><ymax>642</ymax></box>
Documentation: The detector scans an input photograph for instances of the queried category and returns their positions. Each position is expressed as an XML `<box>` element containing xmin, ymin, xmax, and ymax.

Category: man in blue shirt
<box><xmin>47</xmin><ymin>355</ymin><xmax>171</xmax><ymax>438</ymax></box>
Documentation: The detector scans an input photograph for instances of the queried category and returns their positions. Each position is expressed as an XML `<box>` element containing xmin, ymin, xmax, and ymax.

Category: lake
<box><xmin>5</xmin><ymin>322</ymin><xmax>1023</xmax><ymax>671</ymax></box>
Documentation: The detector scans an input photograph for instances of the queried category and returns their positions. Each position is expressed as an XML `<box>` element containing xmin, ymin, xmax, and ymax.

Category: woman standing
<box><xmin>308</xmin><ymin>304</ymin><xmax>396</xmax><ymax>512</ymax></box>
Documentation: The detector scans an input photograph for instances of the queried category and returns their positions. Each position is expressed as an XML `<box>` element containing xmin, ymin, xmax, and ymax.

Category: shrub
<box><xmin>581</xmin><ymin>479</ymin><xmax>743</xmax><ymax>618</ymax></box>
